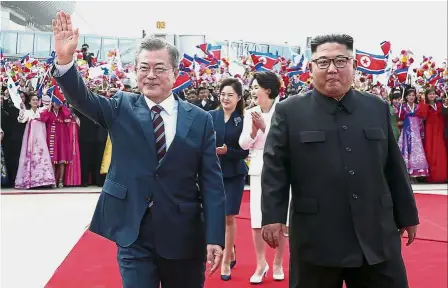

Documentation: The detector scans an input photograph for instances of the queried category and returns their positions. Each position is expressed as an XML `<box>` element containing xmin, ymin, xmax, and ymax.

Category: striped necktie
<box><xmin>151</xmin><ymin>105</ymin><xmax>166</xmax><ymax>162</ymax></box>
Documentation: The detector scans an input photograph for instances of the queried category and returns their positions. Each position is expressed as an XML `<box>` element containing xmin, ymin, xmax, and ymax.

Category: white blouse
<box><xmin>17</xmin><ymin>108</ymin><xmax>44</xmax><ymax>123</ymax></box>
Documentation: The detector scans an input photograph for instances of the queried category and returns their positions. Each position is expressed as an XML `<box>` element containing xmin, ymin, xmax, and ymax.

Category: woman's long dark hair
<box><xmin>218</xmin><ymin>78</ymin><xmax>245</xmax><ymax>115</ymax></box>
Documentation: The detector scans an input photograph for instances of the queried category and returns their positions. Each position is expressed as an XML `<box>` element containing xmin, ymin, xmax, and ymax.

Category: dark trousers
<box><xmin>3</xmin><ymin>140</ymin><xmax>22</xmax><ymax>187</ymax></box>
<box><xmin>117</xmin><ymin>209</ymin><xmax>205</xmax><ymax>288</ymax></box>
<box><xmin>291</xmin><ymin>256</ymin><xmax>409</xmax><ymax>288</ymax></box>
<box><xmin>79</xmin><ymin>141</ymin><xmax>105</xmax><ymax>186</ymax></box>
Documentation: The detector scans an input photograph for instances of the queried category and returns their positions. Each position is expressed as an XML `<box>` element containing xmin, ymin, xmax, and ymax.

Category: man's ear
<box><xmin>308</xmin><ymin>62</ymin><xmax>313</xmax><ymax>74</ymax></box>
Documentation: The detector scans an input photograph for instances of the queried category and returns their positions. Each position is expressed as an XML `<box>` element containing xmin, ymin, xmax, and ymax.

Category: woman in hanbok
<box><xmin>1</xmin><ymin>127</ymin><xmax>8</xmax><ymax>186</ymax></box>
<box><xmin>15</xmin><ymin>95</ymin><xmax>55</xmax><ymax>189</ymax></box>
<box><xmin>416</xmin><ymin>88</ymin><xmax>447</xmax><ymax>183</ymax></box>
<box><xmin>397</xmin><ymin>87</ymin><xmax>429</xmax><ymax>180</ymax></box>
<box><xmin>40</xmin><ymin>101</ymin><xmax>72</xmax><ymax>188</ymax></box>
<box><xmin>64</xmin><ymin>107</ymin><xmax>81</xmax><ymax>186</ymax></box>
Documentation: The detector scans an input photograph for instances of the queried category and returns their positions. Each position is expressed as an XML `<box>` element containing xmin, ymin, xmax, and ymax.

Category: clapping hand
<box><xmin>251</xmin><ymin>111</ymin><xmax>266</xmax><ymax>132</ymax></box>
<box><xmin>52</xmin><ymin>11</ymin><xmax>79</xmax><ymax>65</ymax></box>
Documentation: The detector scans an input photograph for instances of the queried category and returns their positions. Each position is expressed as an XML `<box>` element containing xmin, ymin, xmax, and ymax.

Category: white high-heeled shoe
<box><xmin>273</xmin><ymin>265</ymin><xmax>285</xmax><ymax>281</ymax></box>
<box><xmin>250</xmin><ymin>263</ymin><xmax>269</xmax><ymax>284</ymax></box>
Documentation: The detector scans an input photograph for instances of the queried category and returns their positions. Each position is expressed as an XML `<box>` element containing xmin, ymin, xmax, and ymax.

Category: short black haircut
<box><xmin>310</xmin><ymin>34</ymin><xmax>354</xmax><ymax>53</ymax></box>
<box><xmin>197</xmin><ymin>87</ymin><xmax>208</xmax><ymax>93</ymax></box>
<box><xmin>253</xmin><ymin>71</ymin><xmax>280</xmax><ymax>99</ymax></box>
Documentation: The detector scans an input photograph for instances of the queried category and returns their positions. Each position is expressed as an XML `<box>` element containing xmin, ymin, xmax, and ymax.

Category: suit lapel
<box><xmin>157</xmin><ymin>99</ymin><xmax>193</xmax><ymax>168</ymax></box>
<box><xmin>132</xmin><ymin>95</ymin><xmax>157</xmax><ymax>165</ymax></box>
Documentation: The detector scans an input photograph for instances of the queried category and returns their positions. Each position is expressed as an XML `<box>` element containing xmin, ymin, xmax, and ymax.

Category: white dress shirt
<box><xmin>54</xmin><ymin>60</ymin><xmax>178</xmax><ymax>151</ymax></box>
<box><xmin>145</xmin><ymin>95</ymin><xmax>178</xmax><ymax>151</ymax></box>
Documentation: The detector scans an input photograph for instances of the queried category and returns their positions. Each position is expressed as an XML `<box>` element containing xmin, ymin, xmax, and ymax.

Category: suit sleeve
<box><xmin>54</xmin><ymin>64</ymin><xmax>121</xmax><ymax>130</ymax></box>
<box><xmin>261</xmin><ymin>103</ymin><xmax>291</xmax><ymax>226</ymax></box>
<box><xmin>384</xmin><ymin>102</ymin><xmax>419</xmax><ymax>228</ymax></box>
<box><xmin>199</xmin><ymin>113</ymin><xmax>226</xmax><ymax>247</ymax></box>
<box><xmin>225</xmin><ymin>146</ymin><xmax>249</xmax><ymax>159</ymax></box>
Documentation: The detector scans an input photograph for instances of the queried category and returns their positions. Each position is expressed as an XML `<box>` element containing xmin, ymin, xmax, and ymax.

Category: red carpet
<box><xmin>46</xmin><ymin>193</ymin><xmax>447</xmax><ymax>288</ymax></box>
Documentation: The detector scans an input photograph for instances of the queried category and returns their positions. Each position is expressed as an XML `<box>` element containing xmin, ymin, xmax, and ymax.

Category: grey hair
<box><xmin>135</xmin><ymin>37</ymin><xmax>180</xmax><ymax>69</ymax></box>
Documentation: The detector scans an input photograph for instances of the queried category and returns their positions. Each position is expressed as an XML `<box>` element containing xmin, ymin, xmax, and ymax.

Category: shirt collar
<box><xmin>312</xmin><ymin>88</ymin><xmax>355</xmax><ymax>114</ymax></box>
<box><xmin>144</xmin><ymin>94</ymin><xmax>177</xmax><ymax>115</ymax></box>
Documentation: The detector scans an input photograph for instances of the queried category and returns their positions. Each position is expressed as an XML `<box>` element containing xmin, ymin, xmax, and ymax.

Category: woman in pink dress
<box><xmin>64</xmin><ymin>107</ymin><xmax>81</xmax><ymax>186</ymax></box>
<box><xmin>15</xmin><ymin>95</ymin><xmax>56</xmax><ymax>189</ymax></box>
<box><xmin>40</xmin><ymin>101</ymin><xmax>72</xmax><ymax>187</ymax></box>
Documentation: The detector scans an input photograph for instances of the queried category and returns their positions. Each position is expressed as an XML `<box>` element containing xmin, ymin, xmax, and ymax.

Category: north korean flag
<box><xmin>208</xmin><ymin>45</ymin><xmax>222</xmax><ymax>62</ymax></box>
<box><xmin>250</xmin><ymin>51</ymin><xmax>278</xmax><ymax>71</ymax></box>
<box><xmin>180</xmin><ymin>54</ymin><xmax>194</xmax><ymax>71</ymax></box>
<box><xmin>395</xmin><ymin>67</ymin><xmax>409</xmax><ymax>84</ymax></box>
<box><xmin>380</xmin><ymin>41</ymin><xmax>391</xmax><ymax>56</ymax></box>
<box><xmin>356</xmin><ymin>50</ymin><xmax>387</xmax><ymax>74</ymax></box>
<box><xmin>172</xmin><ymin>71</ymin><xmax>192</xmax><ymax>93</ymax></box>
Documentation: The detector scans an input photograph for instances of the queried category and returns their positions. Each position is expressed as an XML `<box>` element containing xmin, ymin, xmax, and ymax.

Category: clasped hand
<box><xmin>216</xmin><ymin>144</ymin><xmax>227</xmax><ymax>155</ymax></box>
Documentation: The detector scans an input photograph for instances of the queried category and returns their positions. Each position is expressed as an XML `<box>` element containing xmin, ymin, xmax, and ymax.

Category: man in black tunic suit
<box><xmin>261</xmin><ymin>34</ymin><xmax>419</xmax><ymax>288</ymax></box>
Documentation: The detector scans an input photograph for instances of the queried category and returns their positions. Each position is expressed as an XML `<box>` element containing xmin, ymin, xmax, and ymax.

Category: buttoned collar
<box><xmin>144</xmin><ymin>94</ymin><xmax>177</xmax><ymax>115</ymax></box>
<box><xmin>312</xmin><ymin>88</ymin><xmax>356</xmax><ymax>114</ymax></box>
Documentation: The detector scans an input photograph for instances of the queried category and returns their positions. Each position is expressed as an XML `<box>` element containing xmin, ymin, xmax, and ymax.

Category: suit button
<box><xmin>338</xmin><ymin>106</ymin><xmax>344</xmax><ymax>111</ymax></box>
<box><xmin>348</xmin><ymin>170</ymin><xmax>355</xmax><ymax>175</ymax></box>
<box><xmin>345</xmin><ymin>147</ymin><xmax>352</xmax><ymax>152</ymax></box>
<box><xmin>154</xmin><ymin>174</ymin><xmax>159</xmax><ymax>180</ymax></box>
<box><xmin>352</xmin><ymin>194</ymin><xmax>358</xmax><ymax>199</ymax></box>
<box><xmin>342</xmin><ymin>125</ymin><xmax>348</xmax><ymax>130</ymax></box>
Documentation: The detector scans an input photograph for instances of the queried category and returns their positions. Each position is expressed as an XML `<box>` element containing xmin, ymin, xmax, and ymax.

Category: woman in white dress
<box><xmin>239</xmin><ymin>71</ymin><xmax>289</xmax><ymax>284</ymax></box>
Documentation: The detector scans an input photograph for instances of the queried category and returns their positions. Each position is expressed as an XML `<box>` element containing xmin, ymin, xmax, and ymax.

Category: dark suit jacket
<box><xmin>209</xmin><ymin>109</ymin><xmax>248</xmax><ymax>178</ymax></box>
<box><xmin>193</xmin><ymin>98</ymin><xmax>219</xmax><ymax>111</ymax></box>
<box><xmin>261</xmin><ymin>88</ymin><xmax>419</xmax><ymax>267</ymax></box>
<box><xmin>55</xmin><ymin>65</ymin><xmax>226</xmax><ymax>260</ymax></box>
<box><xmin>72</xmin><ymin>108</ymin><xmax>107</xmax><ymax>142</ymax></box>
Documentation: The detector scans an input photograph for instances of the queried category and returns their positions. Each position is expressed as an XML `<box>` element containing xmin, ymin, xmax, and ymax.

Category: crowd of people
<box><xmin>2</xmin><ymin>68</ymin><xmax>447</xmax><ymax>190</ymax></box>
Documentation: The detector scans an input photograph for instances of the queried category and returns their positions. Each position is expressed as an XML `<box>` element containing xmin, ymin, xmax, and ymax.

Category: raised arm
<box><xmin>51</xmin><ymin>11</ymin><xmax>121</xmax><ymax>129</ymax></box>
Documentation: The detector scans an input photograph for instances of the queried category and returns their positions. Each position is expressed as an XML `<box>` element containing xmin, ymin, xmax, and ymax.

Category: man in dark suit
<box><xmin>51</xmin><ymin>12</ymin><xmax>225</xmax><ymax>288</ymax></box>
<box><xmin>72</xmin><ymin>109</ymin><xmax>107</xmax><ymax>186</ymax></box>
<box><xmin>193</xmin><ymin>87</ymin><xmax>219</xmax><ymax>111</ymax></box>
<box><xmin>261</xmin><ymin>34</ymin><xmax>419</xmax><ymax>288</ymax></box>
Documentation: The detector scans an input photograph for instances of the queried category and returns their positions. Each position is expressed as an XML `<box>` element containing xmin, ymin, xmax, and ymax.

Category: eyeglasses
<box><xmin>311</xmin><ymin>57</ymin><xmax>353</xmax><ymax>69</ymax></box>
<box><xmin>137</xmin><ymin>66</ymin><xmax>171</xmax><ymax>76</ymax></box>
